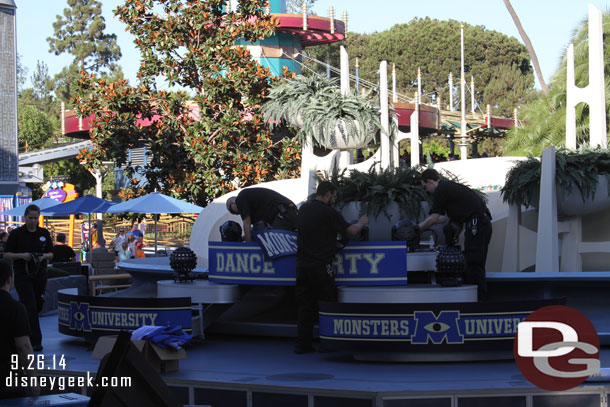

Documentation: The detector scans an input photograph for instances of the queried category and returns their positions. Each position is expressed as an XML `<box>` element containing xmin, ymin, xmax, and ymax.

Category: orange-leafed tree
<box><xmin>76</xmin><ymin>0</ymin><xmax>300</xmax><ymax>205</ymax></box>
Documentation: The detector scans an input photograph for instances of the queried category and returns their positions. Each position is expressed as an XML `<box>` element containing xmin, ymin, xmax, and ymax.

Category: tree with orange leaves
<box><xmin>75</xmin><ymin>0</ymin><xmax>300</xmax><ymax>205</ymax></box>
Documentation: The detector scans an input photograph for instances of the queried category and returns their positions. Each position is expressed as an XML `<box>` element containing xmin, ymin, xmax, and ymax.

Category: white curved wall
<box><xmin>190</xmin><ymin>178</ymin><xmax>309</xmax><ymax>267</ymax></box>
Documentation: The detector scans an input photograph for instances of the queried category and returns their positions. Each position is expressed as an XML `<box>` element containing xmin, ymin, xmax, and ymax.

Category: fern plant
<box><xmin>329</xmin><ymin>166</ymin><xmax>430</xmax><ymax>220</ymax></box>
<box><xmin>263</xmin><ymin>74</ymin><xmax>386</xmax><ymax>149</ymax></box>
<box><xmin>501</xmin><ymin>147</ymin><xmax>610</xmax><ymax>207</ymax></box>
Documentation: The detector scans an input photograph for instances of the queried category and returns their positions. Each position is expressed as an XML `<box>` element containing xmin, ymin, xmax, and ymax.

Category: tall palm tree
<box><xmin>503</xmin><ymin>0</ymin><xmax>549</xmax><ymax>96</ymax></box>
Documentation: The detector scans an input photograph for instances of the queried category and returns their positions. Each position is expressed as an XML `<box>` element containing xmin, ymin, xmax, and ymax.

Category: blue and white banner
<box><xmin>208</xmin><ymin>240</ymin><xmax>408</xmax><ymax>286</ymax></box>
<box><xmin>254</xmin><ymin>229</ymin><xmax>297</xmax><ymax>260</ymax></box>
<box><xmin>57</xmin><ymin>291</ymin><xmax>192</xmax><ymax>338</ymax></box>
<box><xmin>319</xmin><ymin>299</ymin><xmax>565</xmax><ymax>353</ymax></box>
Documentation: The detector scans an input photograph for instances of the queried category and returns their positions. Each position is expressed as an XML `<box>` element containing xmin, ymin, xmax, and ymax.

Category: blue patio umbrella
<box><xmin>43</xmin><ymin>195</ymin><xmax>116</xmax><ymax>256</ymax></box>
<box><xmin>107</xmin><ymin>192</ymin><xmax>203</xmax><ymax>254</ymax></box>
<box><xmin>0</xmin><ymin>197</ymin><xmax>62</xmax><ymax>216</ymax></box>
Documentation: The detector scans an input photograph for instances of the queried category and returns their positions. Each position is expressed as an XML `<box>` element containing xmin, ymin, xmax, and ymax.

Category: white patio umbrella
<box><xmin>106</xmin><ymin>192</ymin><xmax>203</xmax><ymax>255</ymax></box>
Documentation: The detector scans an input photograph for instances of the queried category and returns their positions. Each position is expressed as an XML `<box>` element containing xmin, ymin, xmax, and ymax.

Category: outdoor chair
<box><xmin>51</xmin><ymin>261</ymin><xmax>85</xmax><ymax>276</ymax></box>
<box><xmin>89</xmin><ymin>249</ymin><xmax>132</xmax><ymax>296</ymax></box>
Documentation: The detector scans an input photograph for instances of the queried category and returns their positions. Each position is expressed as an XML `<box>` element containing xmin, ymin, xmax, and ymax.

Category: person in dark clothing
<box><xmin>52</xmin><ymin>232</ymin><xmax>76</xmax><ymax>263</ymax></box>
<box><xmin>226</xmin><ymin>187</ymin><xmax>298</xmax><ymax>242</ymax></box>
<box><xmin>418</xmin><ymin>169</ymin><xmax>492</xmax><ymax>300</ymax></box>
<box><xmin>0</xmin><ymin>258</ymin><xmax>39</xmax><ymax>399</ymax></box>
<box><xmin>4</xmin><ymin>205</ymin><xmax>53</xmax><ymax>351</ymax></box>
<box><xmin>295</xmin><ymin>181</ymin><xmax>368</xmax><ymax>354</ymax></box>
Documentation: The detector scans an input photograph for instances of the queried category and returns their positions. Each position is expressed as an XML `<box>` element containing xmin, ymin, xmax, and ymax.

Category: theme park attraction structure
<box><xmin>57</xmin><ymin>4</ymin><xmax>610</xmax><ymax>361</ymax></box>
<box><xmin>183</xmin><ymin>4</ymin><xmax>610</xmax><ymax>358</ymax></box>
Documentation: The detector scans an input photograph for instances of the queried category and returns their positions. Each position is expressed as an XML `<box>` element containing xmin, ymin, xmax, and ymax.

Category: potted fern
<box><xmin>329</xmin><ymin>166</ymin><xmax>430</xmax><ymax>240</ymax></box>
<box><xmin>263</xmin><ymin>74</ymin><xmax>385</xmax><ymax>150</ymax></box>
<box><xmin>501</xmin><ymin>147</ymin><xmax>610</xmax><ymax>216</ymax></box>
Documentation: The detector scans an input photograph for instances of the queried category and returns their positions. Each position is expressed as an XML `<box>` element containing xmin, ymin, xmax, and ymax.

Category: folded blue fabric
<box><xmin>131</xmin><ymin>325</ymin><xmax>192</xmax><ymax>350</ymax></box>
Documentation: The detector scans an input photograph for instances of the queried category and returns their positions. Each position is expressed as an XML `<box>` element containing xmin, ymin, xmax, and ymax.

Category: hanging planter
<box><xmin>263</xmin><ymin>75</ymin><xmax>388</xmax><ymax>150</ymax></box>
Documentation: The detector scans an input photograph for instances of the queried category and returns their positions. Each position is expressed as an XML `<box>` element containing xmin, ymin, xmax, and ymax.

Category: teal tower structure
<box><xmin>234</xmin><ymin>0</ymin><xmax>346</xmax><ymax>76</ymax></box>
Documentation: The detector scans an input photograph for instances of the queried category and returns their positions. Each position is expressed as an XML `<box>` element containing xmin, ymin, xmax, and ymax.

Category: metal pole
<box><xmin>459</xmin><ymin>25</ymin><xmax>468</xmax><ymax>160</ymax></box>
<box><xmin>355</xmin><ymin>57</ymin><xmax>360</xmax><ymax>94</ymax></box>
<box><xmin>448</xmin><ymin>72</ymin><xmax>453</xmax><ymax>111</ymax></box>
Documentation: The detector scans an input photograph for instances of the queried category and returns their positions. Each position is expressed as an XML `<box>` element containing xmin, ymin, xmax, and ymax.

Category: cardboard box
<box><xmin>91</xmin><ymin>335</ymin><xmax>187</xmax><ymax>373</ymax></box>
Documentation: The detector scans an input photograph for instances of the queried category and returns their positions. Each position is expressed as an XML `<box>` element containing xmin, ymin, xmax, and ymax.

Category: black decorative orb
<box><xmin>435</xmin><ymin>246</ymin><xmax>465</xmax><ymax>287</ymax></box>
<box><xmin>170</xmin><ymin>247</ymin><xmax>197</xmax><ymax>282</ymax></box>
<box><xmin>392</xmin><ymin>219</ymin><xmax>420</xmax><ymax>251</ymax></box>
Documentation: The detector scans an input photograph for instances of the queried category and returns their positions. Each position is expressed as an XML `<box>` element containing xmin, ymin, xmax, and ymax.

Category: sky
<box><xmin>13</xmin><ymin>0</ymin><xmax>610</xmax><ymax>91</ymax></box>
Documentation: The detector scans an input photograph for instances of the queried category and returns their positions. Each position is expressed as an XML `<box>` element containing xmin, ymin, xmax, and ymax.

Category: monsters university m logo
<box><xmin>69</xmin><ymin>301</ymin><xmax>92</xmax><ymax>332</ymax></box>
<box><xmin>412</xmin><ymin>311</ymin><xmax>463</xmax><ymax>344</ymax></box>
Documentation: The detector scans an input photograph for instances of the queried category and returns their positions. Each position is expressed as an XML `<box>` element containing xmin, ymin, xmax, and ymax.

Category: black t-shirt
<box><xmin>236</xmin><ymin>188</ymin><xmax>295</xmax><ymax>224</ymax></box>
<box><xmin>5</xmin><ymin>225</ymin><xmax>53</xmax><ymax>273</ymax></box>
<box><xmin>429</xmin><ymin>180</ymin><xmax>487</xmax><ymax>223</ymax></box>
<box><xmin>0</xmin><ymin>290</ymin><xmax>30</xmax><ymax>387</ymax></box>
<box><xmin>297</xmin><ymin>199</ymin><xmax>350</xmax><ymax>267</ymax></box>
<box><xmin>52</xmin><ymin>244</ymin><xmax>76</xmax><ymax>263</ymax></box>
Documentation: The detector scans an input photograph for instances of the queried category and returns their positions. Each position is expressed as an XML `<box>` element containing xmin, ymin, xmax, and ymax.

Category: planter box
<box><xmin>342</xmin><ymin>202</ymin><xmax>403</xmax><ymax>241</ymax></box>
<box><xmin>532</xmin><ymin>175</ymin><xmax>610</xmax><ymax>216</ymax></box>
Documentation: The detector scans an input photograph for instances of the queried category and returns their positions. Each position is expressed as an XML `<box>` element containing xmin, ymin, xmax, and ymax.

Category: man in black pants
<box><xmin>295</xmin><ymin>181</ymin><xmax>368</xmax><ymax>354</ymax></box>
<box><xmin>418</xmin><ymin>169</ymin><xmax>492</xmax><ymax>301</ymax></box>
<box><xmin>0</xmin><ymin>258</ymin><xmax>39</xmax><ymax>398</ymax></box>
<box><xmin>4</xmin><ymin>205</ymin><xmax>53</xmax><ymax>351</ymax></box>
<box><xmin>226</xmin><ymin>187</ymin><xmax>298</xmax><ymax>242</ymax></box>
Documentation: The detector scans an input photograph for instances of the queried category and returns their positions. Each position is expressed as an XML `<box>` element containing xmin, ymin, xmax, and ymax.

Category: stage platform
<box><xmin>31</xmin><ymin>313</ymin><xmax>610</xmax><ymax>407</ymax></box>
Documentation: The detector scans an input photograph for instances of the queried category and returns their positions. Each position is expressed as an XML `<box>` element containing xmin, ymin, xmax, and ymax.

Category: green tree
<box><xmin>16</xmin><ymin>54</ymin><xmax>28</xmax><ymax>94</ymax></box>
<box><xmin>75</xmin><ymin>0</ymin><xmax>301</xmax><ymax>205</ymax></box>
<box><xmin>286</xmin><ymin>0</ymin><xmax>316</xmax><ymax>13</ymax></box>
<box><xmin>47</xmin><ymin>0</ymin><xmax>122</xmax><ymax>103</ymax></box>
<box><xmin>503</xmin><ymin>10</ymin><xmax>610</xmax><ymax>155</ymax></box>
<box><xmin>304</xmin><ymin>18</ymin><xmax>534</xmax><ymax>117</ymax></box>
<box><xmin>17</xmin><ymin>102</ymin><xmax>57</xmax><ymax>151</ymax></box>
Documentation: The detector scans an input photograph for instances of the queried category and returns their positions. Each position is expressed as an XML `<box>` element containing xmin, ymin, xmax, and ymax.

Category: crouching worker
<box><xmin>226</xmin><ymin>187</ymin><xmax>298</xmax><ymax>242</ymax></box>
<box><xmin>417</xmin><ymin>169</ymin><xmax>492</xmax><ymax>301</ymax></box>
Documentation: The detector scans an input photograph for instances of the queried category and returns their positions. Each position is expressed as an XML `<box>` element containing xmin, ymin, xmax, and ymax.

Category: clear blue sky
<box><xmin>14</xmin><ymin>0</ymin><xmax>610</xmax><ymax>91</ymax></box>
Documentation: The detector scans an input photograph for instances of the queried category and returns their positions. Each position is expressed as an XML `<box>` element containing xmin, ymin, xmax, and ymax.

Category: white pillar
<box><xmin>410</xmin><ymin>104</ymin><xmax>420</xmax><ymax>167</ymax></box>
<box><xmin>501</xmin><ymin>204</ymin><xmax>521</xmax><ymax>273</ymax></box>
<box><xmin>566</xmin><ymin>5</ymin><xmax>606</xmax><ymax>148</ymax></box>
<box><xmin>448</xmin><ymin>72</ymin><xmax>454</xmax><ymax>111</ymax></box>
<box><xmin>535</xmin><ymin>146</ymin><xmax>559</xmax><ymax>272</ymax></box>
<box><xmin>93</xmin><ymin>168</ymin><xmax>104</xmax><ymax>221</ymax></box>
<box><xmin>470</xmin><ymin>75</ymin><xmax>475</xmax><ymax>113</ymax></box>
<box><xmin>379</xmin><ymin>61</ymin><xmax>391</xmax><ymax>170</ymax></box>
<box><xmin>300</xmin><ymin>136</ymin><xmax>316</xmax><ymax>196</ymax></box>
<box><xmin>340</xmin><ymin>45</ymin><xmax>349</xmax><ymax>96</ymax></box>
<box><xmin>392</xmin><ymin>64</ymin><xmax>397</xmax><ymax>103</ymax></box>
<box><xmin>417</xmin><ymin>67</ymin><xmax>422</xmax><ymax>103</ymax></box>
<box><xmin>459</xmin><ymin>25</ymin><xmax>468</xmax><ymax>160</ymax></box>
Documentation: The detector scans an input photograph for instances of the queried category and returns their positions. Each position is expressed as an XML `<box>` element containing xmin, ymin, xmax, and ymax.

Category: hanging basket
<box><xmin>315</xmin><ymin>120</ymin><xmax>373</xmax><ymax>151</ymax></box>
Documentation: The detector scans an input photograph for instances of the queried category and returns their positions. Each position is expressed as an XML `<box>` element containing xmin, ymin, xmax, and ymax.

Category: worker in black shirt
<box><xmin>52</xmin><ymin>233</ymin><xmax>76</xmax><ymax>263</ymax></box>
<box><xmin>226</xmin><ymin>187</ymin><xmax>298</xmax><ymax>242</ymax></box>
<box><xmin>295</xmin><ymin>181</ymin><xmax>368</xmax><ymax>354</ymax></box>
<box><xmin>418</xmin><ymin>169</ymin><xmax>492</xmax><ymax>301</ymax></box>
<box><xmin>4</xmin><ymin>204</ymin><xmax>53</xmax><ymax>351</ymax></box>
<box><xmin>0</xmin><ymin>258</ymin><xmax>39</xmax><ymax>398</ymax></box>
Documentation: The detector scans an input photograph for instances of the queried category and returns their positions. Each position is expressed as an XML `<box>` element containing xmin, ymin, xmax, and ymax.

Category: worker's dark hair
<box><xmin>57</xmin><ymin>233</ymin><xmax>67</xmax><ymax>243</ymax></box>
<box><xmin>0</xmin><ymin>258</ymin><xmax>14</xmax><ymax>287</ymax></box>
<box><xmin>316</xmin><ymin>181</ymin><xmax>337</xmax><ymax>197</ymax></box>
<box><xmin>420</xmin><ymin>168</ymin><xmax>441</xmax><ymax>183</ymax></box>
